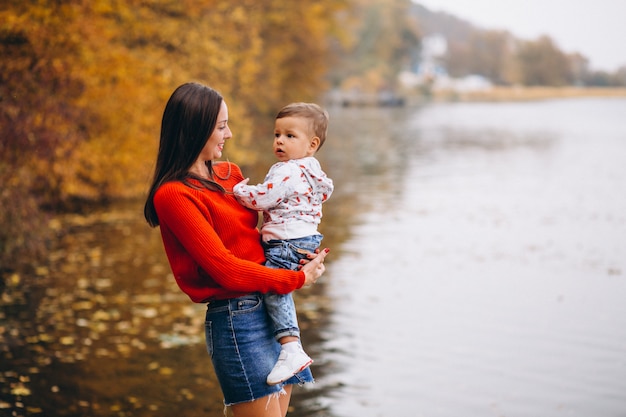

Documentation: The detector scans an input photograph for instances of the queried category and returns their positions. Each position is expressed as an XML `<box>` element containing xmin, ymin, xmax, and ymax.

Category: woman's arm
<box><xmin>155</xmin><ymin>183</ymin><xmax>306</xmax><ymax>295</ymax></box>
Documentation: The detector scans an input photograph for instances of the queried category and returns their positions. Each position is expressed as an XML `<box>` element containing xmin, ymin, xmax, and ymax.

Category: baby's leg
<box><xmin>264</xmin><ymin>293</ymin><xmax>312</xmax><ymax>385</ymax></box>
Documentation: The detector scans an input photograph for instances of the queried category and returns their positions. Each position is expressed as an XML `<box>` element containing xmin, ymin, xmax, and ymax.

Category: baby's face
<box><xmin>273</xmin><ymin>116</ymin><xmax>318</xmax><ymax>161</ymax></box>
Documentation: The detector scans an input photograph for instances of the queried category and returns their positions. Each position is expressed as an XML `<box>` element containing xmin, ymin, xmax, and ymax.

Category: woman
<box><xmin>143</xmin><ymin>82</ymin><xmax>329</xmax><ymax>417</ymax></box>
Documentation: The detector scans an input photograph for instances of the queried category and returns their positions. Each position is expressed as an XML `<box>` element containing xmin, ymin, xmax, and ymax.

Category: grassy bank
<box><xmin>432</xmin><ymin>86</ymin><xmax>626</xmax><ymax>102</ymax></box>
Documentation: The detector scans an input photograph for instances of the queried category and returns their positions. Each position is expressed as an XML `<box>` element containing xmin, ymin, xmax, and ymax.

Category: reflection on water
<box><xmin>1</xmin><ymin>98</ymin><xmax>625</xmax><ymax>417</ymax></box>
<box><xmin>0</xmin><ymin>203</ymin><xmax>335</xmax><ymax>416</ymax></box>
<box><xmin>0</xmin><ymin>207</ymin><xmax>227</xmax><ymax>416</ymax></box>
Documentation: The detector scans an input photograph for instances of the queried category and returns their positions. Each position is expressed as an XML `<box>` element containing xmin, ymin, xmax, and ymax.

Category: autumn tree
<box><xmin>0</xmin><ymin>0</ymin><xmax>347</xmax><ymax>272</ymax></box>
<box><xmin>329</xmin><ymin>0</ymin><xmax>421</xmax><ymax>93</ymax></box>
<box><xmin>0</xmin><ymin>1</ymin><xmax>89</xmax><ymax>268</ymax></box>
<box><xmin>515</xmin><ymin>35</ymin><xmax>572</xmax><ymax>86</ymax></box>
<box><xmin>445</xmin><ymin>30</ymin><xmax>515</xmax><ymax>85</ymax></box>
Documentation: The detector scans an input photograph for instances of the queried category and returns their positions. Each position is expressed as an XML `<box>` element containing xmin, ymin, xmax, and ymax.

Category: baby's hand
<box><xmin>234</xmin><ymin>178</ymin><xmax>250</xmax><ymax>194</ymax></box>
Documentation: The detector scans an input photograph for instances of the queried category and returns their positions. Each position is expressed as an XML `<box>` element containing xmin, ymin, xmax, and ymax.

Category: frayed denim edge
<box><xmin>221</xmin><ymin>387</ymin><xmax>287</xmax><ymax>415</ymax></box>
<box><xmin>222</xmin><ymin>377</ymin><xmax>316</xmax><ymax>414</ymax></box>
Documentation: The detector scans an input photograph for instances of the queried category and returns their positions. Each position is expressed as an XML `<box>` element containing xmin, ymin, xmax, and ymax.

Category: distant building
<box><xmin>399</xmin><ymin>33</ymin><xmax>493</xmax><ymax>93</ymax></box>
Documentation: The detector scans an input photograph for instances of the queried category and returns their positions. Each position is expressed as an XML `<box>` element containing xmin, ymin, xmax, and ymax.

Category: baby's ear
<box><xmin>310</xmin><ymin>136</ymin><xmax>321</xmax><ymax>150</ymax></box>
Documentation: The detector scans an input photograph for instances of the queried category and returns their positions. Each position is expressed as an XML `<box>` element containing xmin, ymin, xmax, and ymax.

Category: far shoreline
<box><xmin>429</xmin><ymin>86</ymin><xmax>626</xmax><ymax>102</ymax></box>
<box><xmin>327</xmin><ymin>87</ymin><xmax>626</xmax><ymax>107</ymax></box>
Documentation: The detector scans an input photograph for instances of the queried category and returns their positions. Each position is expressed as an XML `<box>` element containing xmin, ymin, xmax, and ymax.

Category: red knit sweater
<box><xmin>153</xmin><ymin>162</ymin><xmax>305</xmax><ymax>303</ymax></box>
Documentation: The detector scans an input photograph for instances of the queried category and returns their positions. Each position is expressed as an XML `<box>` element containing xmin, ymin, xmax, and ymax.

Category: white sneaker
<box><xmin>266</xmin><ymin>346</ymin><xmax>313</xmax><ymax>385</ymax></box>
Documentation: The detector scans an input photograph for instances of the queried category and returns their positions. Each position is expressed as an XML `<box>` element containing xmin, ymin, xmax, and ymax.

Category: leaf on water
<box><xmin>35</xmin><ymin>267</ymin><xmax>49</xmax><ymax>276</ymax></box>
<box><xmin>182</xmin><ymin>304</ymin><xmax>204</xmax><ymax>318</ymax></box>
<box><xmin>95</xmin><ymin>348</ymin><xmax>111</xmax><ymax>357</ymax></box>
<box><xmin>92</xmin><ymin>310</ymin><xmax>112</xmax><ymax>321</ymax></box>
<box><xmin>149</xmin><ymin>264</ymin><xmax>167</xmax><ymax>275</ymax></box>
<box><xmin>60</xmin><ymin>336</ymin><xmax>75</xmax><ymax>345</ymax></box>
<box><xmin>158</xmin><ymin>367</ymin><xmax>174</xmax><ymax>376</ymax></box>
<box><xmin>116</xmin><ymin>343</ymin><xmax>131</xmax><ymax>355</ymax></box>
<box><xmin>72</xmin><ymin>300</ymin><xmax>94</xmax><ymax>310</ymax></box>
<box><xmin>48</xmin><ymin>218</ymin><xmax>62</xmax><ymax>231</ymax></box>
<box><xmin>142</xmin><ymin>277</ymin><xmax>162</xmax><ymax>288</ymax></box>
<box><xmin>89</xmin><ymin>247</ymin><xmax>102</xmax><ymax>260</ymax></box>
<box><xmin>131</xmin><ymin>338</ymin><xmax>147</xmax><ymax>350</ymax></box>
<box><xmin>138</xmin><ymin>307</ymin><xmax>158</xmax><ymax>319</ymax></box>
<box><xmin>133</xmin><ymin>294</ymin><xmax>162</xmax><ymax>304</ymax></box>
<box><xmin>116</xmin><ymin>321</ymin><xmax>132</xmax><ymax>332</ymax></box>
<box><xmin>95</xmin><ymin>278</ymin><xmax>112</xmax><ymax>289</ymax></box>
<box><xmin>11</xmin><ymin>384</ymin><xmax>31</xmax><ymax>396</ymax></box>
<box><xmin>8</xmin><ymin>273</ymin><xmax>21</xmax><ymax>286</ymax></box>
<box><xmin>180</xmin><ymin>388</ymin><xmax>194</xmax><ymax>400</ymax></box>
<box><xmin>91</xmin><ymin>322</ymin><xmax>108</xmax><ymax>333</ymax></box>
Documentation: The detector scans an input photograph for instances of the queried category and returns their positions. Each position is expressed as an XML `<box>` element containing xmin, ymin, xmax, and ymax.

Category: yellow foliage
<box><xmin>1</xmin><ymin>0</ymin><xmax>347</xmax><ymax>205</ymax></box>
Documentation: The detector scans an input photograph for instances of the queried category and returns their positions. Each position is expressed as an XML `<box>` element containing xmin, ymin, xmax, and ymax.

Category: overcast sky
<box><xmin>416</xmin><ymin>0</ymin><xmax>626</xmax><ymax>71</ymax></box>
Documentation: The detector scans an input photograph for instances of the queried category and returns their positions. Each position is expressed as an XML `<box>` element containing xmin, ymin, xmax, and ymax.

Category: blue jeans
<box><xmin>205</xmin><ymin>294</ymin><xmax>314</xmax><ymax>405</ymax></box>
<box><xmin>263</xmin><ymin>234</ymin><xmax>323</xmax><ymax>340</ymax></box>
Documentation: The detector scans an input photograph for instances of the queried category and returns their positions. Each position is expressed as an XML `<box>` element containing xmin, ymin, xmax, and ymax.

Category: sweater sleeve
<box><xmin>154</xmin><ymin>183</ymin><xmax>305</xmax><ymax>296</ymax></box>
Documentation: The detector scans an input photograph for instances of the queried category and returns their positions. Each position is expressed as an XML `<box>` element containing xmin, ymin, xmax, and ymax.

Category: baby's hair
<box><xmin>276</xmin><ymin>102</ymin><xmax>329</xmax><ymax>150</ymax></box>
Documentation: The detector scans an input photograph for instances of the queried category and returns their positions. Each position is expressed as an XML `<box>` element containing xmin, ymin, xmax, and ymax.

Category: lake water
<box><xmin>310</xmin><ymin>97</ymin><xmax>626</xmax><ymax>417</ymax></box>
<box><xmin>1</xmin><ymin>97</ymin><xmax>625</xmax><ymax>417</ymax></box>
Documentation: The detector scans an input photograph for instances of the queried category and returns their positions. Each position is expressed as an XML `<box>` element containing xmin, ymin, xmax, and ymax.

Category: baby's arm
<box><xmin>232</xmin><ymin>170</ymin><xmax>288</xmax><ymax>210</ymax></box>
<box><xmin>232</xmin><ymin>177</ymin><xmax>262</xmax><ymax>209</ymax></box>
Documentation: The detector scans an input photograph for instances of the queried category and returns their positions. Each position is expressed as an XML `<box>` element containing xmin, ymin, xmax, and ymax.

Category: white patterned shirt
<box><xmin>233</xmin><ymin>157</ymin><xmax>333</xmax><ymax>242</ymax></box>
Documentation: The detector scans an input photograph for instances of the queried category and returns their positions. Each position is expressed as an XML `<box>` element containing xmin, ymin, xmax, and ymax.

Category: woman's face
<box><xmin>200</xmin><ymin>100</ymin><xmax>232</xmax><ymax>161</ymax></box>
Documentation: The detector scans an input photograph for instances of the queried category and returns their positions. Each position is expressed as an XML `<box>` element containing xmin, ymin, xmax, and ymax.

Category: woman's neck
<box><xmin>189</xmin><ymin>159</ymin><xmax>211</xmax><ymax>179</ymax></box>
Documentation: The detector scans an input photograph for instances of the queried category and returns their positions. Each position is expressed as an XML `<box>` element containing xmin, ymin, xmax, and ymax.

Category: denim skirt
<box><xmin>205</xmin><ymin>293</ymin><xmax>314</xmax><ymax>405</ymax></box>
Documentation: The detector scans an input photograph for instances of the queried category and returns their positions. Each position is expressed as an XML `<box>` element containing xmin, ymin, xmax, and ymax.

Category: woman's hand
<box><xmin>301</xmin><ymin>248</ymin><xmax>330</xmax><ymax>287</ymax></box>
